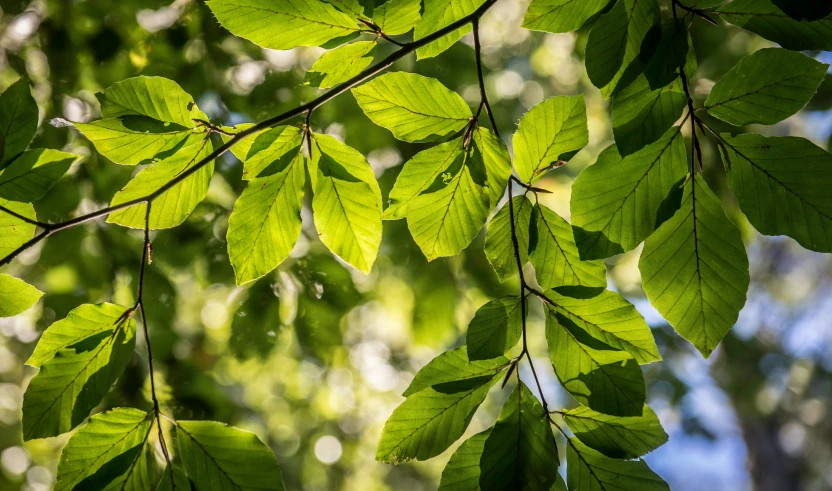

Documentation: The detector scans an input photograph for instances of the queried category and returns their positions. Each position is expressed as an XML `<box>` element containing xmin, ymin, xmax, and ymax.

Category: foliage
<box><xmin>1</xmin><ymin>0</ymin><xmax>831</xmax><ymax>489</ymax></box>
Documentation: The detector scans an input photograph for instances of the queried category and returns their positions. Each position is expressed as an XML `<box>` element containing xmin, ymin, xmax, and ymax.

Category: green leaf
<box><xmin>705</xmin><ymin>48</ymin><xmax>828</xmax><ymax>126</ymax></box>
<box><xmin>0</xmin><ymin>149</ymin><xmax>79</xmax><ymax>202</ymax></box>
<box><xmin>640</xmin><ymin>174</ymin><xmax>749</xmax><ymax>358</ymax></box>
<box><xmin>585</xmin><ymin>0</ymin><xmax>660</xmax><ymax>98</ymax></box>
<box><xmin>54</xmin><ymin>407</ymin><xmax>153</xmax><ymax>491</ymax></box>
<box><xmin>522</xmin><ymin>0</ymin><xmax>609</xmax><ymax>33</ymax></box>
<box><xmin>206</xmin><ymin>0</ymin><xmax>360</xmax><ymax>50</ymax></box>
<box><xmin>22</xmin><ymin>310</ymin><xmax>136</xmax><ymax>440</ymax></box>
<box><xmin>373</xmin><ymin>0</ymin><xmax>422</xmax><ymax>35</ymax></box>
<box><xmin>227</xmin><ymin>150</ymin><xmax>304</xmax><ymax>285</ymax></box>
<box><xmin>529</xmin><ymin>203</ymin><xmax>607</xmax><ymax>289</ymax></box>
<box><xmin>719</xmin><ymin>0</ymin><xmax>832</xmax><ymax>51</ymax></box>
<box><xmin>438</xmin><ymin>429</ymin><xmax>491</xmax><ymax>491</ymax></box>
<box><xmin>547</xmin><ymin>287</ymin><xmax>660</xmax><ymax>364</ymax></box>
<box><xmin>512</xmin><ymin>95</ymin><xmax>588</xmax><ymax>184</ymax></box>
<box><xmin>0</xmin><ymin>78</ymin><xmax>38</xmax><ymax>168</ymax></box>
<box><xmin>479</xmin><ymin>382</ymin><xmax>560</xmax><ymax>491</ymax></box>
<box><xmin>0</xmin><ymin>198</ymin><xmax>36</xmax><ymax>259</ymax></box>
<box><xmin>612</xmin><ymin>76</ymin><xmax>686</xmax><ymax>157</ymax></box>
<box><xmin>74</xmin><ymin>118</ymin><xmax>205</xmax><ymax>166</ymax></box>
<box><xmin>484</xmin><ymin>196</ymin><xmax>533</xmax><ymax>282</ymax></box>
<box><xmin>719</xmin><ymin>133</ymin><xmax>832</xmax><ymax>253</ymax></box>
<box><xmin>0</xmin><ymin>274</ymin><xmax>42</xmax><ymax>317</ymax></box>
<box><xmin>108</xmin><ymin>139</ymin><xmax>215</xmax><ymax>229</ymax></box>
<box><xmin>352</xmin><ymin>72</ymin><xmax>472</xmax><ymax>142</ymax></box>
<box><xmin>177</xmin><ymin>420</ymin><xmax>285</xmax><ymax>491</ymax></box>
<box><xmin>403</xmin><ymin>346</ymin><xmax>509</xmax><ymax>397</ymax></box>
<box><xmin>309</xmin><ymin>133</ymin><xmax>382</xmax><ymax>273</ymax></box>
<box><xmin>466</xmin><ymin>297</ymin><xmax>524</xmax><ymax>361</ymax></box>
<box><xmin>406</xmin><ymin>140</ymin><xmax>491</xmax><ymax>261</ymax></box>
<box><xmin>472</xmin><ymin>126</ymin><xmax>513</xmax><ymax>207</ymax></box>
<box><xmin>224</xmin><ymin>125</ymin><xmax>303</xmax><ymax>180</ymax></box>
<box><xmin>571</xmin><ymin>128</ymin><xmax>688</xmax><ymax>260</ymax></box>
<box><xmin>376</xmin><ymin>373</ymin><xmax>500</xmax><ymax>463</ymax></box>
<box><xmin>545</xmin><ymin>305</ymin><xmax>645</xmax><ymax>416</ymax></box>
<box><xmin>562</xmin><ymin>404</ymin><xmax>667</xmax><ymax>459</ymax></box>
<box><xmin>155</xmin><ymin>465</ymin><xmax>191</xmax><ymax>491</ymax></box>
<box><xmin>643</xmin><ymin>20</ymin><xmax>691</xmax><ymax>90</ymax></box>
<box><xmin>414</xmin><ymin>0</ymin><xmax>486</xmax><ymax>60</ymax></box>
<box><xmin>567</xmin><ymin>438</ymin><xmax>669</xmax><ymax>491</ymax></box>
<box><xmin>27</xmin><ymin>303</ymin><xmax>130</xmax><ymax>368</ymax></box>
<box><xmin>384</xmin><ymin>138</ymin><xmax>464</xmax><ymax>220</ymax></box>
<box><xmin>321</xmin><ymin>0</ymin><xmax>367</xmax><ymax>18</ymax></box>
<box><xmin>96</xmin><ymin>76</ymin><xmax>206</xmax><ymax>128</ymax></box>
<box><xmin>305</xmin><ymin>41</ymin><xmax>376</xmax><ymax>89</ymax></box>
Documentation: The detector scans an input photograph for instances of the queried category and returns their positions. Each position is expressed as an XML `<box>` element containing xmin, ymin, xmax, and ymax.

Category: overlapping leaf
<box><xmin>403</xmin><ymin>346</ymin><xmax>509</xmax><ymax>397</ymax></box>
<box><xmin>0</xmin><ymin>78</ymin><xmax>38</xmax><ymax>168</ymax></box>
<box><xmin>438</xmin><ymin>429</ymin><xmax>491</xmax><ymax>491</ymax></box>
<box><xmin>566</xmin><ymin>438</ymin><xmax>670</xmax><ymax>491</ymax></box>
<box><xmin>0</xmin><ymin>149</ymin><xmax>79</xmax><ymax>202</ymax></box>
<box><xmin>719</xmin><ymin>0</ymin><xmax>832</xmax><ymax>51</ymax></box>
<box><xmin>522</xmin><ymin>0</ymin><xmax>609</xmax><ymax>33</ymax></box>
<box><xmin>305</xmin><ymin>41</ymin><xmax>376</xmax><ymax>89</ymax></box>
<box><xmin>484</xmin><ymin>196</ymin><xmax>533</xmax><ymax>282</ymax></box>
<box><xmin>562</xmin><ymin>404</ymin><xmax>667</xmax><ymax>459</ymax></box>
<box><xmin>0</xmin><ymin>274</ymin><xmax>42</xmax><ymax>317</ymax></box>
<box><xmin>612</xmin><ymin>77</ymin><xmax>686</xmax><ymax>157</ymax></box>
<box><xmin>414</xmin><ymin>0</ymin><xmax>486</xmax><ymax>60</ymax></box>
<box><xmin>466</xmin><ymin>297</ymin><xmax>524</xmax><ymax>360</ymax></box>
<box><xmin>224</xmin><ymin>125</ymin><xmax>303</xmax><ymax>179</ymax></box>
<box><xmin>0</xmin><ymin>198</ymin><xmax>36</xmax><ymax>258</ymax></box>
<box><xmin>373</xmin><ymin>0</ymin><xmax>421</xmax><ymax>35</ymax></box>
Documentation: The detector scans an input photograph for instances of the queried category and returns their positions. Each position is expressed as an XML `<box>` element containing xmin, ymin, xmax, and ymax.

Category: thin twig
<box><xmin>472</xmin><ymin>18</ymin><xmax>499</xmax><ymax>138</ymax></box>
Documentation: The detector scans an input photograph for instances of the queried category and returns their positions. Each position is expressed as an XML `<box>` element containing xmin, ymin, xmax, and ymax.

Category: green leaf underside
<box><xmin>0</xmin><ymin>197</ymin><xmax>36</xmax><ymax>258</ymax></box>
<box><xmin>705</xmin><ymin>48</ymin><xmax>828</xmax><ymax>126</ymax></box>
<box><xmin>352</xmin><ymin>72</ymin><xmax>472</xmax><ymax>142</ymax></box>
<box><xmin>0</xmin><ymin>78</ymin><xmax>38</xmax><ymax>167</ymax></box>
<box><xmin>227</xmin><ymin>150</ymin><xmax>305</xmax><ymax>285</ymax></box>
<box><xmin>478</xmin><ymin>383</ymin><xmax>560</xmax><ymax>491</ymax></box>
<box><xmin>546</xmin><ymin>288</ymin><xmax>661</xmax><ymax>364</ymax></box>
<box><xmin>96</xmin><ymin>76</ymin><xmax>204</xmax><ymax>128</ymax></box>
<box><xmin>612</xmin><ymin>75</ymin><xmax>686</xmax><ymax>157</ymax></box>
<box><xmin>438</xmin><ymin>429</ymin><xmax>491</xmax><ymax>491</ymax></box>
<box><xmin>466</xmin><ymin>296</ymin><xmax>524</xmax><ymax>361</ymax></box>
<box><xmin>224</xmin><ymin>125</ymin><xmax>303</xmax><ymax>180</ymax></box>
<box><xmin>571</xmin><ymin>128</ymin><xmax>688</xmax><ymax>260</ymax></box>
<box><xmin>376</xmin><ymin>373</ymin><xmax>501</xmax><ymax>463</ymax></box>
<box><xmin>155</xmin><ymin>465</ymin><xmax>191</xmax><ymax>491</ymax></box>
<box><xmin>529</xmin><ymin>203</ymin><xmax>607</xmax><ymax>289</ymax></box>
<box><xmin>719</xmin><ymin>0</ymin><xmax>832</xmax><ymax>51</ymax></box>
<box><xmin>513</xmin><ymin>95</ymin><xmax>588</xmax><ymax>184</ymax></box>
<box><xmin>0</xmin><ymin>149</ymin><xmax>79</xmax><ymax>202</ymax></box>
<box><xmin>75</xmin><ymin>118</ymin><xmax>205</xmax><ymax>166</ymax></box>
<box><xmin>55</xmin><ymin>407</ymin><xmax>153</xmax><ymax>491</ymax></box>
<box><xmin>414</xmin><ymin>0</ymin><xmax>486</xmax><ymax>60</ymax></box>
<box><xmin>640</xmin><ymin>174</ymin><xmax>749</xmax><ymax>357</ymax></box>
<box><xmin>563</xmin><ymin>405</ymin><xmax>667</xmax><ymax>459</ymax></box>
<box><xmin>108</xmin><ymin>139</ymin><xmax>215</xmax><ymax>229</ymax></box>
<box><xmin>473</xmin><ymin>126</ymin><xmax>513</xmax><ymax>207</ymax></box>
<box><xmin>403</xmin><ymin>346</ymin><xmax>509</xmax><ymax>397</ymax></box>
<box><xmin>23</xmin><ymin>315</ymin><xmax>136</xmax><ymax>440</ymax></box>
<box><xmin>373</xmin><ymin>0</ymin><xmax>422</xmax><ymax>36</ymax></box>
<box><xmin>586</xmin><ymin>0</ymin><xmax>660</xmax><ymax>98</ymax></box>
<box><xmin>0</xmin><ymin>274</ymin><xmax>43</xmax><ymax>318</ymax></box>
<box><xmin>522</xmin><ymin>0</ymin><xmax>609</xmax><ymax>33</ymax></box>
<box><xmin>177</xmin><ymin>420</ymin><xmax>285</xmax><ymax>491</ymax></box>
<box><xmin>484</xmin><ymin>196</ymin><xmax>533</xmax><ymax>282</ymax></box>
<box><xmin>719</xmin><ymin>133</ymin><xmax>832</xmax><ymax>253</ymax></box>
<box><xmin>26</xmin><ymin>303</ymin><xmax>130</xmax><ymax>367</ymax></box>
<box><xmin>546</xmin><ymin>306</ymin><xmax>645</xmax><ymax>417</ymax></box>
<box><xmin>305</xmin><ymin>41</ymin><xmax>376</xmax><ymax>89</ymax></box>
<box><xmin>567</xmin><ymin>438</ymin><xmax>670</xmax><ymax>491</ymax></box>
<box><xmin>206</xmin><ymin>0</ymin><xmax>360</xmax><ymax>50</ymax></box>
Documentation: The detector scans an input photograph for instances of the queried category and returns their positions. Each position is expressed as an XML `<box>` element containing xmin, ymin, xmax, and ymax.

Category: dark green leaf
<box><xmin>485</xmin><ymin>196</ymin><xmax>533</xmax><ymax>282</ymax></box>
<box><xmin>0</xmin><ymin>78</ymin><xmax>38</xmax><ymax>168</ymax></box>
<box><xmin>466</xmin><ymin>296</ymin><xmax>524</xmax><ymax>360</ymax></box>
<box><xmin>0</xmin><ymin>149</ymin><xmax>80</xmax><ymax>202</ymax></box>
<box><xmin>612</xmin><ymin>76</ymin><xmax>686</xmax><ymax>157</ymax></box>
<box><xmin>562</xmin><ymin>404</ymin><xmax>667</xmax><ymax>459</ymax></box>
<box><xmin>438</xmin><ymin>429</ymin><xmax>491</xmax><ymax>491</ymax></box>
<box><xmin>719</xmin><ymin>0</ymin><xmax>832</xmax><ymax>51</ymax></box>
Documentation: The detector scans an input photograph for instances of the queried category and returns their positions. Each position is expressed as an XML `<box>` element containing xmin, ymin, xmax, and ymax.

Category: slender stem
<box><xmin>0</xmin><ymin>204</ymin><xmax>50</xmax><ymax>228</ymax></box>
<box><xmin>0</xmin><ymin>0</ymin><xmax>500</xmax><ymax>268</ymax></box>
<box><xmin>472</xmin><ymin>18</ymin><xmax>499</xmax><ymax>137</ymax></box>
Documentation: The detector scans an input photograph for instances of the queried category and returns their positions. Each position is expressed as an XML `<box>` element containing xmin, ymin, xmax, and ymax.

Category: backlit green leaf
<box><xmin>472</xmin><ymin>126</ymin><xmax>513</xmax><ymax>207</ymax></box>
<box><xmin>74</xmin><ymin>118</ymin><xmax>205</xmax><ymax>166</ymax></box>
<box><xmin>567</xmin><ymin>438</ymin><xmax>669</xmax><ymax>491</ymax></box>
<box><xmin>305</xmin><ymin>41</ymin><xmax>376</xmax><ymax>89</ymax></box>
<box><xmin>719</xmin><ymin>0</ymin><xmax>832</xmax><ymax>51</ymax></box>
<box><xmin>0</xmin><ymin>78</ymin><xmax>38</xmax><ymax>168</ymax></box>
<box><xmin>414</xmin><ymin>0</ymin><xmax>486</xmax><ymax>60</ymax></box>
<box><xmin>466</xmin><ymin>296</ymin><xmax>524</xmax><ymax>361</ymax></box>
<box><xmin>438</xmin><ymin>429</ymin><xmax>491</xmax><ymax>491</ymax></box>
<box><xmin>224</xmin><ymin>125</ymin><xmax>303</xmax><ymax>180</ymax></box>
<box><xmin>0</xmin><ymin>198</ymin><xmax>36</xmax><ymax>259</ymax></box>
<box><xmin>96</xmin><ymin>76</ymin><xmax>206</xmax><ymax>128</ymax></box>
<box><xmin>484</xmin><ymin>196</ymin><xmax>533</xmax><ymax>282</ymax></box>
<box><xmin>0</xmin><ymin>149</ymin><xmax>80</xmax><ymax>202</ymax></box>
<box><xmin>562</xmin><ymin>404</ymin><xmax>667</xmax><ymax>459</ymax></box>
<box><xmin>0</xmin><ymin>274</ymin><xmax>42</xmax><ymax>317</ymax></box>
<box><xmin>373</xmin><ymin>0</ymin><xmax>421</xmax><ymax>35</ymax></box>
<box><xmin>404</xmin><ymin>346</ymin><xmax>509</xmax><ymax>397</ymax></box>
<box><xmin>612</xmin><ymin>76</ymin><xmax>686</xmax><ymax>157</ymax></box>
<box><xmin>522</xmin><ymin>0</ymin><xmax>609</xmax><ymax>33</ymax></box>
<box><xmin>155</xmin><ymin>465</ymin><xmax>191</xmax><ymax>491</ymax></box>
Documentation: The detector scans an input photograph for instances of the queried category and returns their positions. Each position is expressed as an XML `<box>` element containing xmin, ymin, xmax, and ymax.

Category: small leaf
<box><xmin>562</xmin><ymin>404</ymin><xmax>668</xmax><ymax>459</ymax></box>
<box><xmin>177</xmin><ymin>420</ymin><xmax>285</xmax><ymax>491</ymax></box>
<box><xmin>96</xmin><ymin>76</ymin><xmax>206</xmax><ymax>128</ymax></box>
<box><xmin>571</xmin><ymin>128</ymin><xmax>688</xmax><ymax>260</ymax></box>
<box><xmin>478</xmin><ymin>382</ymin><xmax>560</xmax><ymax>491</ymax></box>
<box><xmin>224</xmin><ymin>125</ymin><xmax>303</xmax><ymax>180</ymax></box>
<box><xmin>309</xmin><ymin>133</ymin><xmax>382</xmax><ymax>273</ymax></box>
<box><xmin>522</xmin><ymin>0</ymin><xmax>609</xmax><ymax>33</ymax></box>
<box><xmin>640</xmin><ymin>174</ymin><xmax>749</xmax><ymax>357</ymax></box>
<box><xmin>108</xmin><ymin>139</ymin><xmax>215</xmax><ymax>229</ymax></box>
<box><xmin>705</xmin><ymin>48</ymin><xmax>828</xmax><ymax>126</ymax></box>
<box><xmin>719</xmin><ymin>133</ymin><xmax>832</xmax><ymax>253</ymax></box>
<box><xmin>484</xmin><ymin>196</ymin><xmax>533</xmax><ymax>282</ymax></box>
<box><xmin>529</xmin><ymin>203</ymin><xmax>607</xmax><ymax>289</ymax></box>
<box><xmin>404</xmin><ymin>346</ymin><xmax>509</xmax><ymax>397</ymax></box>
<box><xmin>352</xmin><ymin>72</ymin><xmax>472</xmax><ymax>142</ymax></box>
<box><xmin>55</xmin><ymin>408</ymin><xmax>153</xmax><ymax>491</ymax></box>
<box><xmin>206</xmin><ymin>0</ymin><xmax>360</xmax><ymax>50</ymax></box>
<box><xmin>512</xmin><ymin>95</ymin><xmax>588</xmax><ymax>184</ymax></box>
<box><xmin>546</xmin><ymin>305</ymin><xmax>645</xmax><ymax>416</ymax></box>
<box><xmin>438</xmin><ymin>429</ymin><xmax>491</xmax><ymax>491</ymax></box>
<box><xmin>0</xmin><ymin>149</ymin><xmax>80</xmax><ymax>202</ymax></box>
<box><xmin>0</xmin><ymin>198</ymin><xmax>37</xmax><ymax>258</ymax></box>
<box><xmin>466</xmin><ymin>297</ymin><xmax>524</xmax><ymax>361</ymax></box>
<box><xmin>414</xmin><ymin>0</ymin><xmax>486</xmax><ymax>60</ymax></box>
<box><xmin>0</xmin><ymin>78</ymin><xmax>38</xmax><ymax>168</ymax></box>
<box><xmin>373</xmin><ymin>0</ymin><xmax>421</xmax><ymax>35</ymax></box>
<box><xmin>612</xmin><ymin>76</ymin><xmax>686</xmax><ymax>157</ymax></box>
<box><xmin>567</xmin><ymin>438</ymin><xmax>669</xmax><ymax>491</ymax></box>
<box><xmin>305</xmin><ymin>41</ymin><xmax>376</xmax><ymax>89</ymax></box>
<box><xmin>0</xmin><ymin>274</ymin><xmax>42</xmax><ymax>317</ymax></box>
<box><xmin>720</xmin><ymin>0</ymin><xmax>832</xmax><ymax>51</ymax></box>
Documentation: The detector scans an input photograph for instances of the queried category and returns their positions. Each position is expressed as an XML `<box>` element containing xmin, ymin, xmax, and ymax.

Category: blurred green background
<box><xmin>1</xmin><ymin>0</ymin><xmax>831</xmax><ymax>490</ymax></box>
